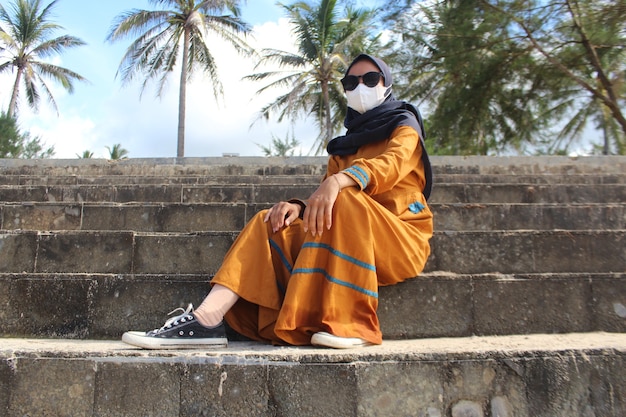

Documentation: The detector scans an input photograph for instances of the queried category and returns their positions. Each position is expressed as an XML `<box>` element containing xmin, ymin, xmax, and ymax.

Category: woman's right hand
<box><xmin>263</xmin><ymin>201</ymin><xmax>302</xmax><ymax>233</ymax></box>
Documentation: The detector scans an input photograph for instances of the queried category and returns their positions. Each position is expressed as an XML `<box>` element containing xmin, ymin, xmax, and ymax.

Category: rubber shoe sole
<box><xmin>310</xmin><ymin>332</ymin><xmax>372</xmax><ymax>349</ymax></box>
<box><xmin>122</xmin><ymin>331</ymin><xmax>228</xmax><ymax>349</ymax></box>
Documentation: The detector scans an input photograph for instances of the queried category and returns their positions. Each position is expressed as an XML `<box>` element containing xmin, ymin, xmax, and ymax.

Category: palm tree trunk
<box><xmin>177</xmin><ymin>27</ymin><xmax>191</xmax><ymax>158</ymax></box>
<box><xmin>321</xmin><ymin>80</ymin><xmax>332</xmax><ymax>146</ymax></box>
<box><xmin>8</xmin><ymin>68</ymin><xmax>23</xmax><ymax>118</ymax></box>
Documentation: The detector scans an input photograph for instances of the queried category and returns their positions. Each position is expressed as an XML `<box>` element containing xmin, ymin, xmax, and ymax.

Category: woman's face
<box><xmin>347</xmin><ymin>60</ymin><xmax>384</xmax><ymax>87</ymax></box>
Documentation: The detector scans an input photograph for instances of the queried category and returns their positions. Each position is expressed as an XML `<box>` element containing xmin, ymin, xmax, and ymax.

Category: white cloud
<box><xmin>1</xmin><ymin>17</ymin><xmax>319</xmax><ymax>159</ymax></box>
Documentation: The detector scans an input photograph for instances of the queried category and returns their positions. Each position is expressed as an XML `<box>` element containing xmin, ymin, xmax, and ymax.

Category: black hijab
<box><xmin>326</xmin><ymin>54</ymin><xmax>433</xmax><ymax>200</ymax></box>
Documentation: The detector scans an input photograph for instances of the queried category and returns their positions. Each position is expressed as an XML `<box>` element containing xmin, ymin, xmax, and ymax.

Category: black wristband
<box><xmin>288</xmin><ymin>199</ymin><xmax>307</xmax><ymax>219</ymax></box>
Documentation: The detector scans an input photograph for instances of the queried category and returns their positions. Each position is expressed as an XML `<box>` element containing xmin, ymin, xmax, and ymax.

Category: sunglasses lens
<box><xmin>341</xmin><ymin>72</ymin><xmax>384</xmax><ymax>91</ymax></box>
<box><xmin>341</xmin><ymin>75</ymin><xmax>359</xmax><ymax>91</ymax></box>
<box><xmin>363</xmin><ymin>72</ymin><xmax>383</xmax><ymax>87</ymax></box>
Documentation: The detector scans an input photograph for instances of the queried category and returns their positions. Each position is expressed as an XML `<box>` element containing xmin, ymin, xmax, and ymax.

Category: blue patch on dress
<box><xmin>409</xmin><ymin>201</ymin><xmax>425</xmax><ymax>213</ymax></box>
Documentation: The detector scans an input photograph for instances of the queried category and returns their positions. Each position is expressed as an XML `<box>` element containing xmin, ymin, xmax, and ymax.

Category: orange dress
<box><xmin>210</xmin><ymin>125</ymin><xmax>433</xmax><ymax>345</ymax></box>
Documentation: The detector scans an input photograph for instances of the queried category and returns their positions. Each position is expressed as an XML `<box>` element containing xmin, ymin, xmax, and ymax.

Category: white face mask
<box><xmin>346</xmin><ymin>83</ymin><xmax>390</xmax><ymax>114</ymax></box>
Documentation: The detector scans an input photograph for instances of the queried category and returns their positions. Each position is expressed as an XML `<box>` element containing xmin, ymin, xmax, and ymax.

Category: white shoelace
<box><xmin>153</xmin><ymin>303</ymin><xmax>194</xmax><ymax>333</ymax></box>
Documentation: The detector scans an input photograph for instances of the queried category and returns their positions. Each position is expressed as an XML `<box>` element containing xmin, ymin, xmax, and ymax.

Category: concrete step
<box><xmin>0</xmin><ymin>174</ymin><xmax>325</xmax><ymax>186</ymax></box>
<box><xmin>435</xmin><ymin>173</ymin><xmax>626</xmax><ymax>185</ymax></box>
<box><xmin>0</xmin><ymin>183</ymin><xmax>314</xmax><ymax>204</ymax></box>
<box><xmin>1</xmin><ymin>156</ymin><xmax>624</xmax><ymax>417</ymax></box>
<box><xmin>1</xmin><ymin>333</ymin><xmax>625</xmax><ymax>416</ymax></box>
<box><xmin>429</xmin><ymin>155</ymin><xmax>626</xmax><ymax>175</ymax></box>
<box><xmin>1</xmin><ymin>182</ymin><xmax>625</xmax><ymax>204</ymax></box>
<box><xmin>1</xmin><ymin>173</ymin><xmax>624</xmax><ymax>187</ymax></box>
<box><xmin>1</xmin><ymin>155</ymin><xmax>625</xmax><ymax>177</ymax></box>
<box><xmin>0</xmin><ymin>202</ymin><xmax>258</xmax><ymax>233</ymax></box>
<box><xmin>434</xmin><ymin>203</ymin><xmax>626</xmax><ymax>231</ymax></box>
<box><xmin>0</xmin><ymin>156</ymin><xmax>329</xmax><ymax>177</ymax></box>
<box><xmin>1</xmin><ymin>272</ymin><xmax>624</xmax><ymax>339</ymax></box>
<box><xmin>2</xmin><ymin>202</ymin><xmax>624</xmax><ymax>232</ymax></box>
<box><xmin>431</xmin><ymin>183</ymin><xmax>626</xmax><ymax>204</ymax></box>
<box><xmin>0</xmin><ymin>230</ymin><xmax>623</xmax><ymax>275</ymax></box>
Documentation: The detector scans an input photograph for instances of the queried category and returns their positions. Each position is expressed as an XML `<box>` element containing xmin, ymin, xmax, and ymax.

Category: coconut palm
<box><xmin>76</xmin><ymin>150</ymin><xmax>94</xmax><ymax>159</ymax></box>
<box><xmin>0</xmin><ymin>0</ymin><xmax>87</xmax><ymax>118</ymax></box>
<box><xmin>245</xmin><ymin>0</ymin><xmax>378</xmax><ymax>154</ymax></box>
<box><xmin>106</xmin><ymin>144</ymin><xmax>129</xmax><ymax>160</ymax></box>
<box><xmin>107</xmin><ymin>0</ymin><xmax>253</xmax><ymax>158</ymax></box>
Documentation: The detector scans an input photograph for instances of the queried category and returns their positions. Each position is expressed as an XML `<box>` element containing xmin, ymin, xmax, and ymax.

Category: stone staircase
<box><xmin>0</xmin><ymin>155</ymin><xmax>625</xmax><ymax>416</ymax></box>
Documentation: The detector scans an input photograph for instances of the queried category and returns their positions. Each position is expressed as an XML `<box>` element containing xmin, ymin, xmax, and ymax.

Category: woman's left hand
<box><xmin>302</xmin><ymin>174</ymin><xmax>344</xmax><ymax>237</ymax></box>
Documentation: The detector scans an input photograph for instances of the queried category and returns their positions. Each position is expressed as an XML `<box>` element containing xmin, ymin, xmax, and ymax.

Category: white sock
<box><xmin>194</xmin><ymin>284</ymin><xmax>239</xmax><ymax>327</ymax></box>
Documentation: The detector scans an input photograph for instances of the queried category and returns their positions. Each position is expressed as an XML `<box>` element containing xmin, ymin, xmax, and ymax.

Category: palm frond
<box><xmin>107</xmin><ymin>0</ymin><xmax>254</xmax><ymax>156</ymax></box>
<box><xmin>0</xmin><ymin>0</ymin><xmax>87</xmax><ymax>117</ymax></box>
<box><xmin>248</xmin><ymin>0</ymin><xmax>377</xmax><ymax>153</ymax></box>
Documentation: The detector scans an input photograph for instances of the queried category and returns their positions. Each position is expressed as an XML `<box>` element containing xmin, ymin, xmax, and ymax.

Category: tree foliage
<box><xmin>257</xmin><ymin>131</ymin><xmax>301</xmax><ymax>156</ymax></box>
<box><xmin>0</xmin><ymin>0</ymin><xmax>87</xmax><ymax>118</ymax></box>
<box><xmin>245</xmin><ymin>0</ymin><xmax>380</xmax><ymax>154</ymax></box>
<box><xmin>0</xmin><ymin>112</ymin><xmax>21</xmax><ymax>157</ymax></box>
<box><xmin>76</xmin><ymin>150</ymin><xmax>94</xmax><ymax>159</ymax></box>
<box><xmin>106</xmin><ymin>143</ymin><xmax>129</xmax><ymax>160</ymax></box>
<box><xmin>384</xmin><ymin>0</ymin><xmax>626</xmax><ymax>155</ymax></box>
<box><xmin>0</xmin><ymin>111</ymin><xmax>54</xmax><ymax>158</ymax></box>
<box><xmin>107</xmin><ymin>0</ymin><xmax>253</xmax><ymax>157</ymax></box>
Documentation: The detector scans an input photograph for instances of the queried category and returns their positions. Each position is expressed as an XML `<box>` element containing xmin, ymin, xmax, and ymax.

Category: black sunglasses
<box><xmin>340</xmin><ymin>72</ymin><xmax>384</xmax><ymax>91</ymax></box>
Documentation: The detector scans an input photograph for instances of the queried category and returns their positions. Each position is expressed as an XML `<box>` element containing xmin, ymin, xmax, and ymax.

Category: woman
<box><xmin>122</xmin><ymin>54</ymin><xmax>433</xmax><ymax>349</ymax></box>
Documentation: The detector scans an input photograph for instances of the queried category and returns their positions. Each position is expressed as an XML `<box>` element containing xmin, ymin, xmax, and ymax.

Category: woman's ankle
<box><xmin>193</xmin><ymin>308</ymin><xmax>223</xmax><ymax>328</ymax></box>
<box><xmin>194</xmin><ymin>284</ymin><xmax>240</xmax><ymax>327</ymax></box>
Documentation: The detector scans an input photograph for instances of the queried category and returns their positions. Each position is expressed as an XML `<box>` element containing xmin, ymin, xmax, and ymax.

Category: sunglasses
<box><xmin>340</xmin><ymin>72</ymin><xmax>384</xmax><ymax>91</ymax></box>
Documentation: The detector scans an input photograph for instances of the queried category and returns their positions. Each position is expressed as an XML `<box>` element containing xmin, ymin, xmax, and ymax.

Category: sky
<box><xmin>0</xmin><ymin>0</ymin><xmax>381</xmax><ymax>159</ymax></box>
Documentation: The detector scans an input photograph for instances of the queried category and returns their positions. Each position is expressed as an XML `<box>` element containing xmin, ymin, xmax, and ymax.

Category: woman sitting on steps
<box><xmin>122</xmin><ymin>53</ymin><xmax>433</xmax><ymax>350</ymax></box>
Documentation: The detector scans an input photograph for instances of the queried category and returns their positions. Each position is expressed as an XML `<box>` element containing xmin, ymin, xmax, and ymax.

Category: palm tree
<box><xmin>0</xmin><ymin>0</ymin><xmax>87</xmax><ymax>118</ymax></box>
<box><xmin>245</xmin><ymin>0</ymin><xmax>378</xmax><ymax>154</ymax></box>
<box><xmin>106</xmin><ymin>144</ymin><xmax>129</xmax><ymax>160</ymax></box>
<box><xmin>76</xmin><ymin>150</ymin><xmax>94</xmax><ymax>159</ymax></box>
<box><xmin>256</xmin><ymin>131</ymin><xmax>300</xmax><ymax>156</ymax></box>
<box><xmin>106</xmin><ymin>0</ymin><xmax>253</xmax><ymax>158</ymax></box>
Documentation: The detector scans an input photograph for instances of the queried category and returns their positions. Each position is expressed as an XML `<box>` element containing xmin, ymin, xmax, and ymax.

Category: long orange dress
<box><xmin>210</xmin><ymin>125</ymin><xmax>433</xmax><ymax>345</ymax></box>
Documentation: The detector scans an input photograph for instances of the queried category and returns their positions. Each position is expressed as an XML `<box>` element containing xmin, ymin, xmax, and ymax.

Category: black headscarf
<box><xmin>326</xmin><ymin>54</ymin><xmax>433</xmax><ymax>200</ymax></box>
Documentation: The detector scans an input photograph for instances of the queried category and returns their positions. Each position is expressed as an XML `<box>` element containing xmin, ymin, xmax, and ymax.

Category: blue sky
<box><xmin>0</xmin><ymin>0</ymin><xmax>381</xmax><ymax>158</ymax></box>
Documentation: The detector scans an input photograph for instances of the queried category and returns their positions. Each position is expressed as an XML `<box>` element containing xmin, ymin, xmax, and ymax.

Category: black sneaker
<box><xmin>122</xmin><ymin>304</ymin><xmax>228</xmax><ymax>349</ymax></box>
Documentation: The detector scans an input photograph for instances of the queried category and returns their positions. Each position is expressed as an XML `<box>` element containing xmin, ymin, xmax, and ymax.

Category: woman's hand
<box><xmin>263</xmin><ymin>201</ymin><xmax>302</xmax><ymax>233</ymax></box>
<box><xmin>302</xmin><ymin>174</ymin><xmax>345</xmax><ymax>237</ymax></box>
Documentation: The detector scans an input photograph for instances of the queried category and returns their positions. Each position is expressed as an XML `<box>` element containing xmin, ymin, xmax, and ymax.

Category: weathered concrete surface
<box><xmin>1</xmin><ymin>172</ymin><xmax>624</xmax><ymax>187</ymax></box>
<box><xmin>1</xmin><ymin>333</ymin><xmax>625</xmax><ymax>417</ymax></box>
<box><xmin>0</xmin><ymin>155</ymin><xmax>625</xmax><ymax>175</ymax></box>
<box><xmin>2</xmin><ymin>202</ymin><xmax>624</xmax><ymax>232</ymax></box>
<box><xmin>0</xmin><ymin>202</ymin><xmax>265</xmax><ymax>233</ymax></box>
<box><xmin>435</xmin><ymin>173</ymin><xmax>626</xmax><ymax>185</ymax></box>
<box><xmin>433</xmin><ymin>203</ymin><xmax>626</xmax><ymax>231</ymax></box>
<box><xmin>0</xmin><ymin>156</ymin><xmax>624</xmax><ymax>416</ymax></box>
<box><xmin>0</xmin><ymin>230</ymin><xmax>624</xmax><ymax>275</ymax></box>
<box><xmin>1</xmin><ymin>272</ymin><xmax>624</xmax><ymax>339</ymax></box>
<box><xmin>2</xmin><ymin>182</ymin><xmax>626</xmax><ymax>204</ymax></box>
<box><xmin>428</xmin><ymin>230</ymin><xmax>625</xmax><ymax>274</ymax></box>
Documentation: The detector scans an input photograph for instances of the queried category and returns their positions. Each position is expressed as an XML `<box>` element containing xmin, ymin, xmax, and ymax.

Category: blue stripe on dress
<box><xmin>292</xmin><ymin>267</ymin><xmax>378</xmax><ymax>298</ymax></box>
<box><xmin>269</xmin><ymin>238</ymin><xmax>293</xmax><ymax>273</ymax></box>
<box><xmin>344</xmin><ymin>166</ymin><xmax>369</xmax><ymax>189</ymax></box>
<box><xmin>302</xmin><ymin>242</ymin><xmax>376</xmax><ymax>272</ymax></box>
<box><xmin>275</xmin><ymin>279</ymin><xmax>286</xmax><ymax>296</ymax></box>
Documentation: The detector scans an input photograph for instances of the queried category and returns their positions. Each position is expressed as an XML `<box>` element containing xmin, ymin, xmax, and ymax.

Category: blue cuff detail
<box><xmin>343</xmin><ymin>166</ymin><xmax>369</xmax><ymax>189</ymax></box>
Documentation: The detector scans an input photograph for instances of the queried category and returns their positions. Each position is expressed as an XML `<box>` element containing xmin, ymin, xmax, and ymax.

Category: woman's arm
<box><xmin>340</xmin><ymin>125</ymin><xmax>421</xmax><ymax>195</ymax></box>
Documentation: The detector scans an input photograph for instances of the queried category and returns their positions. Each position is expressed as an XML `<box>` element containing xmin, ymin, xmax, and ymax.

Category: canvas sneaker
<box><xmin>122</xmin><ymin>304</ymin><xmax>228</xmax><ymax>349</ymax></box>
<box><xmin>310</xmin><ymin>332</ymin><xmax>372</xmax><ymax>349</ymax></box>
